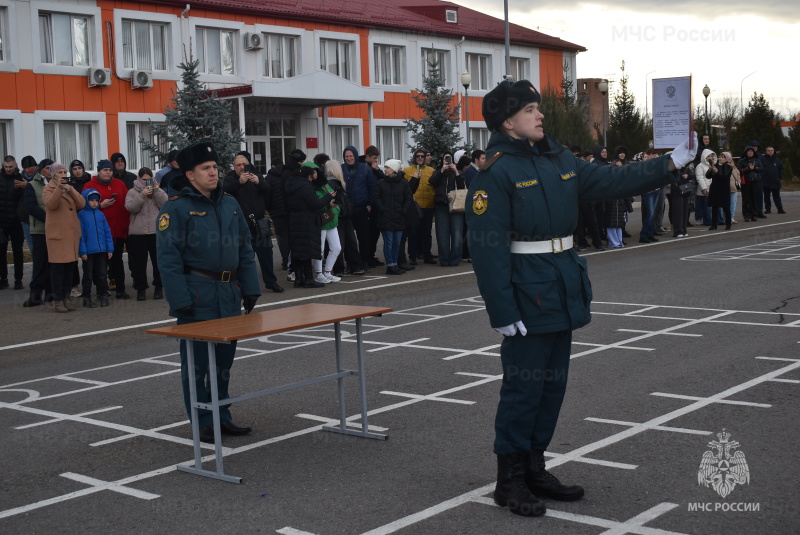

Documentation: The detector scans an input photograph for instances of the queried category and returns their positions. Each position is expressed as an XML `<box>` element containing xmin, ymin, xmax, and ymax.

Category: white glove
<box><xmin>494</xmin><ymin>321</ymin><xmax>528</xmax><ymax>337</ymax></box>
<box><xmin>669</xmin><ymin>132</ymin><xmax>698</xmax><ymax>169</ymax></box>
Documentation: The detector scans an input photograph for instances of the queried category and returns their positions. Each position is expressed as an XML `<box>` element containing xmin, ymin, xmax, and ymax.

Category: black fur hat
<box><xmin>482</xmin><ymin>79</ymin><xmax>542</xmax><ymax>131</ymax></box>
<box><xmin>176</xmin><ymin>142</ymin><xmax>219</xmax><ymax>172</ymax></box>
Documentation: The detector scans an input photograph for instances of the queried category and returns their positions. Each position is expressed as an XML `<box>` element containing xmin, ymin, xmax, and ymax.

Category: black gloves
<box><xmin>176</xmin><ymin>303</ymin><xmax>195</xmax><ymax>317</ymax></box>
<box><xmin>243</xmin><ymin>295</ymin><xmax>259</xmax><ymax>314</ymax></box>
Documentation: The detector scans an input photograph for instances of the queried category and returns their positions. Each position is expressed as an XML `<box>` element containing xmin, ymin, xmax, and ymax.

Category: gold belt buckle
<box><xmin>550</xmin><ymin>238</ymin><xmax>564</xmax><ymax>253</ymax></box>
<box><xmin>221</xmin><ymin>271</ymin><xmax>232</xmax><ymax>282</ymax></box>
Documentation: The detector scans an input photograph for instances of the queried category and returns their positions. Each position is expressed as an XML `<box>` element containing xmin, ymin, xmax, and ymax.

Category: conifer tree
<box><xmin>141</xmin><ymin>51</ymin><xmax>243</xmax><ymax>170</ymax></box>
<box><xmin>607</xmin><ymin>61</ymin><xmax>649</xmax><ymax>153</ymax></box>
<box><xmin>540</xmin><ymin>61</ymin><xmax>593</xmax><ymax>150</ymax></box>
<box><xmin>728</xmin><ymin>92</ymin><xmax>785</xmax><ymax>156</ymax></box>
<box><xmin>404</xmin><ymin>59</ymin><xmax>462</xmax><ymax>164</ymax></box>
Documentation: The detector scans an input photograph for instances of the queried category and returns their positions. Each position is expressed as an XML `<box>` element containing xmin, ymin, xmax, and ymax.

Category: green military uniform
<box><xmin>156</xmin><ymin>155</ymin><xmax>261</xmax><ymax>429</ymax></box>
<box><xmin>467</xmin><ymin>130</ymin><xmax>677</xmax><ymax>455</ymax></box>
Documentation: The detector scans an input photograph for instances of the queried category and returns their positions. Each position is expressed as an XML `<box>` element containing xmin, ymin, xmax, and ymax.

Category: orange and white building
<box><xmin>0</xmin><ymin>0</ymin><xmax>584</xmax><ymax>174</ymax></box>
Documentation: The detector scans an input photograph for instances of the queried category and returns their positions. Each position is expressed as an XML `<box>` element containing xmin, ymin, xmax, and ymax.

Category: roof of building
<box><xmin>150</xmin><ymin>0</ymin><xmax>586</xmax><ymax>52</ymax></box>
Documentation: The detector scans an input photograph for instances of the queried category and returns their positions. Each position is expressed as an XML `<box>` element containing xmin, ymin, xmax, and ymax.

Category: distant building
<box><xmin>577</xmin><ymin>78</ymin><xmax>609</xmax><ymax>145</ymax></box>
<box><xmin>0</xmin><ymin>0</ymin><xmax>585</xmax><ymax>173</ymax></box>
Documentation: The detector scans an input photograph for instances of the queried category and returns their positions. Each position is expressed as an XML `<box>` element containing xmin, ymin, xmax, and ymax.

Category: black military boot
<box><xmin>494</xmin><ymin>453</ymin><xmax>546</xmax><ymax>516</ymax></box>
<box><xmin>525</xmin><ymin>449</ymin><xmax>584</xmax><ymax>501</ymax></box>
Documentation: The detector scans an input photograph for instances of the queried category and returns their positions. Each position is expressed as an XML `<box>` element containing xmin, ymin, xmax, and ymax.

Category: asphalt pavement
<box><xmin>1</xmin><ymin>195</ymin><xmax>799</xmax><ymax>534</ymax></box>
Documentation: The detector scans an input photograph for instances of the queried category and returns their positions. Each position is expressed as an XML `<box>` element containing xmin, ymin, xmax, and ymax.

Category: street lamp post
<box><xmin>598</xmin><ymin>79</ymin><xmax>608</xmax><ymax>147</ymax></box>
<box><xmin>461</xmin><ymin>70</ymin><xmax>472</xmax><ymax>145</ymax></box>
<box><xmin>645</xmin><ymin>70</ymin><xmax>656</xmax><ymax>121</ymax></box>
<box><xmin>740</xmin><ymin>71</ymin><xmax>756</xmax><ymax>114</ymax></box>
<box><xmin>703</xmin><ymin>84</ymin><xmax>711</xmax><ymax>136</ymax></box>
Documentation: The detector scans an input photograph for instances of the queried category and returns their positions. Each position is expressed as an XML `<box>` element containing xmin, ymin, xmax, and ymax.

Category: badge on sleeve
<box><xmin>158</xmin><ymin>213</ymin><xmax>170</xmax><ymax>231</ymax></box>
<box><xmin>472</xmin><ymin>190</ymin><xmax>488</xmax><ymax>215</ymax></box>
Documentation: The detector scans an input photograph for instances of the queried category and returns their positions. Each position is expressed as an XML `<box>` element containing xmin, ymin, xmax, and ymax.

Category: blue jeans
<box><xmin>694</xmin><ymin>195</ymin><xmax>711</xmax><ymax>225</ymax></box>
<box><xmin>434</xmin><ymin>205</ymin><xmax>464</xmax><ymax>266</ymax></box>
<box><xmin>640</xmin><ymin>191</ymin><xmax>659</xmax><ymax>239</ymax></box>
<box><xmin>381</xmin><ymin>230</ymin><xmax>402</xmax><ymax>266</ymax></box>
<box><xmin>730</xmin><ymin>192</ymin><xmax>738</xmax><ymax>220</ymax></box>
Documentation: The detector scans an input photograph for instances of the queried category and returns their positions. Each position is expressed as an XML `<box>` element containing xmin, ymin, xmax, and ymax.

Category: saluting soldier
<box><xmin>156</xmin><ymin>142</ymin><xmax>261</xmax><ymax>443</ymax></box>
<box><xmin>466</xmin><ymin>80</ymin><xmax>697</xmax><ymax>517</ymax></box>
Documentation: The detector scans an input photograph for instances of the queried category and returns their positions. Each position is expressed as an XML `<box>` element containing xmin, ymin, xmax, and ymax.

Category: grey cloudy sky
<box><xmin>453</xmin><ymin>0</ymin><xmax>800</xmax><ymax>119</ymax></box>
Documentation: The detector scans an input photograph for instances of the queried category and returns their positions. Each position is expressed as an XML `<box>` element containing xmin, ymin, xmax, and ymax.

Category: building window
<box><xmin>43</xmin><ymin>121</ymin><xmax>95</xmax><ymax>170</ymax></box>
<box><xmin>511</xmin><ymin>57</ymin><xmax>528</xmax><ymax>83</ymax></box>
<box><xmin>466</xmin><ymin>53</ymin><xmax>491</xmax><ymax>90</ymax></box>
<box><xmin>329</xmin><ymin>125</ymin><xmax>357</xmax><ymax>162</ymax></box>
<box><xmin>122</xmin><ymin>20</ymin><xmax>168</xmax><ymax>71</ymax></box>
<box><xmin>469</xmin><ymin>128</ymin><xmax>490</xmax><ymax>150</ymax></box>
<box><xmin>376</xmin><ymin>126</ymin><xmax>406</xmax><ymax>161</ymax></box>
<box><xmin>421</xmin><ymin>48</ymin><xmax>448</xmax><ymax>85</ymax></box>
<box><xmin>126</xmin><ymin>122</ymin><xmax>167</xmax><ymax>170</ymax></box>
<box><xmin>264</xmin><ymin>34</ymin><xmax>297</xmax><ymax>78</ymax></box>
<box><xmin>0</xmin><ymin>121</ymin><xmax>9</xmax><ymax>157</ymax></box>
<box><xmin>320</xmin><ymin>39</ymin><xmax>353</xmax><ymax>81</ymax></box>
<box><xmin>268</xmin><ymin>119</ymin><xmax>297</xmax><ymax>163</ymax></box>
<box><xmin>374</xmin><ymin>44</ymin><xmax>404</xmax><ymax>86</ymax></box>
<box><xmin>0</xmin><ymin>9</ymin><xmax>6</xmax><ymax>63</ymax></box>
<box><xmin>195</xmin><ymin>27</ymin><xmax>236</xmax><ymax>75</ymax></box>
<box><xmin>39</xmin><ymin>12</ymin><xmax>89</xmax><ymax>66</ymax></box>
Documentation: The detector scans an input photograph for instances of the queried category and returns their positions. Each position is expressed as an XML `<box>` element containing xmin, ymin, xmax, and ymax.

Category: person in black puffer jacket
<box><xmin>1</xmin><ymin>156</ymin><xmax>27</xmax><ymax>289</ymax></box>
<box><xmin>428</xmin><ymin>151</ymin><xmax>467</xmax><ymax>267</ymax></box>
<box><xmin>284</xmin><ymin>155</ymin><xmax>335</xmax><ymax>288</ymax></box>
<box><xmin>266</xmin><ymin>157</ymin><xmax>290</xmax><ymax>270</ymax></box>
<box><xmin>374</xmin><ymin>159</ymin><xmax>412</xmax><ymax>275</ymax></box>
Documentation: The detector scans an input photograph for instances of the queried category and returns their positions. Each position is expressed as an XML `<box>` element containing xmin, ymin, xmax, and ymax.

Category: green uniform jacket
<box><xmin>156</xmin><ymin>177</ymin><xmax>261</xmax><ymax>321</ymax></box>
<box><xmin>466</xmin><ymin>132</ymin><xmax>677</xmax><ymax>334</ymax></box>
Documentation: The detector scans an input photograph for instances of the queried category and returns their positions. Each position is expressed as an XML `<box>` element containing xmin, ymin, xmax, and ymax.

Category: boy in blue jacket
<box><xmin>78</xmin><ymin>188</ymin><xmax>114</xmax><ymax>307</ymax></box>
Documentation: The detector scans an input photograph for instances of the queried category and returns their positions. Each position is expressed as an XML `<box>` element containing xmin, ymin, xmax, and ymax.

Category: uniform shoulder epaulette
<box><xmin>480</xmin><ymin>152</ymin><xmax>504</xmax><ymax>172</ymax></box>
<box><xmin>168</xmin><ymin>195</ymin><xmax>183</xmax><ymax>201</ymax></box>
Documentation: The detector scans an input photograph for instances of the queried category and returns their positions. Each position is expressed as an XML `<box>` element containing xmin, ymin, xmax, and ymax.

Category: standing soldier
<box><xmin>466</xmin><ymin>80</ymin><xmax>697</xmax><ymax>517</ymax></box>
<box><xmin>156</xmin><ymin>142</ymin><xmax>261</xmax><ymax>443</ymax></box>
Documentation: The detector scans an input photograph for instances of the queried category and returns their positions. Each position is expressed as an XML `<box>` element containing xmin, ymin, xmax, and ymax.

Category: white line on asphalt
<box><xmin>61</xmin><ymin>472</ymin><xmax>160</xmax><ymax>500</ymax></box>
<box><xmin>584</xmin><ymin>417</ymin><xmax>712</xmax><ymax>435</ymax></box>
<box><xmin>650</xmin><ymin>392</ymin><xmax>772</xmax><ymax>407</ymax></box>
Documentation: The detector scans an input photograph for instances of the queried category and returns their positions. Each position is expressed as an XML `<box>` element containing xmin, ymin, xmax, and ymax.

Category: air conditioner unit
<box><xmin>131</xmin><ymin>70</ymin><xmax>153</xmax><ymax>89</ymax></box>
<box><xmin>88</xmin><ymin>67</ymin><xmax>112</xmax><ymax>87</ymax></box>
<box><xmin>244</xmin><ymin>32</ymin><xmax>264</xmax><ymax>50</ymax></box>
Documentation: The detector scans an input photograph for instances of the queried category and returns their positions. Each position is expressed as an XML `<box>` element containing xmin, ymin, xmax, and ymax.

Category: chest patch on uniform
<box><xmin>472</xmin><ymin>190</ymin><xmax>488</xmax><ymax>215</ymax></box>
<box><xmin>560</xmin><ymin>170</ymin><xmax>576</xmax><ymax>180</ymax></box>
<box><xmin>515</xmin><ymin>179</ymin><xmax>539</xmax><ymax>188</ymax></box>
<box><xmin>189</xmin><ymin>211</ymin><xmax>207</xmax><ymax>216</ymax></box>
<box><xmin>158</xmin><ymin>213</ymin><xmax>170</xmax><ymax>231</ymax></box>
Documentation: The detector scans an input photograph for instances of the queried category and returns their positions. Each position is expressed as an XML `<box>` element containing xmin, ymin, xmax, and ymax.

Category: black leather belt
<box><xmin>185</xmin><ymin>266</ymin><xmax>237</xmax><ymax>282</ymax></box>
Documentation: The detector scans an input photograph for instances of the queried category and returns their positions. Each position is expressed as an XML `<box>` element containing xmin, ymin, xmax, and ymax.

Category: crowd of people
<box><xmin>571</xmin><ymin>136</ymin><xmax>787</xmax><ymax>249</ymax></box>
<box><xmin>0</xmin><ymin>144</ymin><xmax>492</xmax><ymax>310</ymax></box>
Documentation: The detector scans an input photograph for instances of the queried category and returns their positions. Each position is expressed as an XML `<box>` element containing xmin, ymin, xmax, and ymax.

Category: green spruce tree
<box><xmin>141</xmin><ymin>51</ymin><xmax>243</xmax><ymax>171</ymax></box>
<box><xmin>607</xmin><ymin>61</ymin><xmax>649</xmax><ymax>154</ymax></box>
<box><xmin>539</xmin><ymin>61</ymin><xmax>594</xmax><ymax>150</ymax></box>
<box><xmin>727</xmin><ymin>92</ymin><xmax>784</xmax><ymax>156</ymax></box>
<box><xmin>404</xmin><ymin>59</ymin><xmax>462</xmax><ymax>163</ymax></box>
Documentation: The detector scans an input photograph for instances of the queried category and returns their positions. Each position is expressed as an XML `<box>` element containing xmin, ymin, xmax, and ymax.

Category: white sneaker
<box><xmin>314</xmin><ymin>274</ymin><xmax>330</xmax><ymax>284</ymax></box>
<box><xmin>70</xmin><ymin>286</ymin><xmax>82</xmax><ymax>298</ymax></box>
<box><xmin>287</xmin><ymin>272</ymin><xmax>295</xmax><ymax>282</ymax></box>
<box><xmin>324</xmin><ymin>272</ymin><xmax>341</xmax><ymax>282</ymax></box>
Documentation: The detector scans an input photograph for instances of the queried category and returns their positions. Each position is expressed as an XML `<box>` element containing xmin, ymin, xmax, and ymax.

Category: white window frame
<box><xmin>31</xmin><ymin>2</ymin><xmax>102</xmax><ymax>75</ymax></box>
<box><xmin>188</xmin><ymin>18</ymin><xmax>244</xmax><ymax>83</ymax></box>
<box><xmin>327</xmin><ymin>119</ymin><xmax>362</xmax><ymax>162</ymax></box>
<box><xmin>510</xmin><ymin>57</ymin><xmax>529</xmax><ymax>84</ymax></box>
<box><xmin>0</xmin><ymin>1</ymin><xmax>19</xmax><ymax>72</ymax></box>
<box><xmin>118</xmin><ymin>112</ymin><xmax>168</xmax><ymax>171</ymax></box>
<box><xmin>34</xmin><ymin>111</ymin><xmax>107</xmax><ymax>172</ymax></box>
<box><xmin>315</xmin><ymin>30</ymin><xmax>360</xmax><ymax>83</ymax></box>
<box><xmin>113</xmin><ymin>10</ymin><xmax>179</xmax><ymax>81</ymax></box>
<box><xmin>0</xmin><ymin>110</ymin><xmax>22</xmax><ymax>157</ymax></box>
<box><xmin>465</xmin><ymin>51</ymin><xmax>492</xmax><ymax>92</ymax></box>
<box><xmin>369</xmin><ymin>37</ymin><xmax>411</xmax><ymax>91</ymax></box>
<box><xmin>254</xmin><ymin>24</ymin><xmax>305</xmax><ymax>80</ymax></box>
<box><xmin>374</xmin><ymin>119</ymin><xmax>410</xmax><ymax>163</ymax></box>
<box><xmin>263</xmin><ymin>33</ymin><xmax>298</xmax><ymax>79</ymax></box>
<box><xmin>419</xmin><ymin>45</ymin><xmax>452</xmax><ymax>88</ymax></box>
<box><xmin>468</xmin><ymin>124</ymin><xmax>490</xmax><ymax>150</ymax></box>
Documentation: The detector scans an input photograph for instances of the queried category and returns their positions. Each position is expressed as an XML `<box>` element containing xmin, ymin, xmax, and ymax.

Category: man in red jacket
<box><xmin>85</xmin><ymin>159</ymin><xmax>130</xmax><ymax>299</ymax></box>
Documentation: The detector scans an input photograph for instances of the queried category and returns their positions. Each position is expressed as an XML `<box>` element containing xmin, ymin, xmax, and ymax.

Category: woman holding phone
<box><xmin>42</xmin><ymin>162</ymin><xmax>85</xmax><ymax>312</ymax></box>
<box><xmin>125</xmin><ymin>167</ymin><xmax>168</xmax><ymax>300</ymax></box>
<box><xmin>428</xmin><ymin>151</ymin><xmax>466</xmax><ymax>266</ymax></box>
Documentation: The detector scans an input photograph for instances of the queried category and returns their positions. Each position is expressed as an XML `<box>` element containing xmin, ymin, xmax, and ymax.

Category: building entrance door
<box><xmin>247</xmin><ymin>137</ymin><xmax>269</xmax><ymax>175</ymax></box>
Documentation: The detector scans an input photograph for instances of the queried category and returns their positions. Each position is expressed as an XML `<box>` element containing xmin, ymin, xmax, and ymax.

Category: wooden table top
<box><xmin>146</xmin><ymin>303</ymin><xmax>393</xmax><ymax>342</ymax></box>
